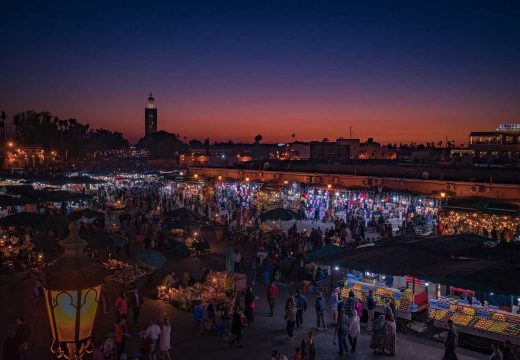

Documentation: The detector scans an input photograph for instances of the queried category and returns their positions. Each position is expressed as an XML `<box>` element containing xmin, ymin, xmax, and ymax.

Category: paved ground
<box><xmin>0</xmin><ymin>227</ymin><xmax>488</xmax><ymax>360</ymax></box>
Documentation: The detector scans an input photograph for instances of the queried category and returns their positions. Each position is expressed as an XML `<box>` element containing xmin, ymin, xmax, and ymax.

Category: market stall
<box><xmin>103</xmin><ymin>259</ymin><xmax>154</xmax><ymax>285</ymax></box>
<box><xmin>157</xmin><ymin>271</ymin><xmax>234</xmax><ymax>311</ymax></box>
<box><xmin>429</xmin><ymin>297</ymin><xmax>520</xmax><ymax>345</ymax></box>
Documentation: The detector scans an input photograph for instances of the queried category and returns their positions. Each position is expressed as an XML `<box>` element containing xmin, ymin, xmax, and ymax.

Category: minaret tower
<box><xmin>145</xmin><ymin>93</ymin><xmax>157</xmax><ymax>136</ymax></box>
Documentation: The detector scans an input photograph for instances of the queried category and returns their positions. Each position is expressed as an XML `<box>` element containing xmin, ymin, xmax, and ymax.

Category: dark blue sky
<box><xmin>1</xmin><ymin>0</ymin><xmax>519</xmax><ymax>143</ymax></box>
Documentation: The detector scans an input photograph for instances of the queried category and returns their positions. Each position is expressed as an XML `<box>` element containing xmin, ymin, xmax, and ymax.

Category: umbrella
<box><xmin>164</xmin><ymin>207</ymin><xmax>202</xmax><ymax>220</ymax></box>
<box><xmin>136</xmin><ymin>249</ymin><xmax>167</xmax><ymax>269</ymax></box>
<box><xmin>69</xmin><ymin>209</ymin><xmax>105</xmax><ymax>221</ymax></box>
<box><xmin>81</xmin><ymin>230</ymin><xmax>128</xmax><ymax>248</ymax></box>
<box><xmin>0</xmin><ymin>212</ymin><xmax>68</xmax><ymax>234</ymax></box>
<box><xmin>260</xmin><ymin>208</ymin><xmax>302</xmax><ymax>222</ymax></box>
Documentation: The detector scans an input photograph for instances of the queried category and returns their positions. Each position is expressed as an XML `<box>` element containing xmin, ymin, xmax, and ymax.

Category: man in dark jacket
<box><xmin>301</xmin><ymin>331</ymin><xmax>316</xmax><ymax>360</ymax></box>
<box><xmin>128</xmin><ymin>288</ymin><xmax>144</xmax><ymax>324</ymax></box>
<box><xmin>314</xmin><ymin>292</ymin><xmax>327</xmax><ymax>330</ymax></box>
<box><xmin>294</xmin><ymin>289</ymin><xmax>307</xmax><ymax>329</ymax></box>
<box><xmin>15</xmin><ymin>317</ymin><xmax>30</xmax><ymax>360</ymax></box>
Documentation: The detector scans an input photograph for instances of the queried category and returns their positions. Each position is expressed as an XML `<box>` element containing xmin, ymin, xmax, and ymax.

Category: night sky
<box><xmin>1</xmin><ymin>1</ymin><xmax>519</xmax><ymax>144</ymax></box>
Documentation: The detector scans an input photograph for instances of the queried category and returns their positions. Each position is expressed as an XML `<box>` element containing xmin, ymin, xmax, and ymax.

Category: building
<box><xmin>469</xmin><ymin>124</ymin><xmax>520</xmax><ymax>161</ymax></box>
<box><xmin>310</xmin><ymin>141</ymin><xmax>350</xmax><ymax>161</ymax></box>
<box><xmin>144</xmin><ymin>93</ymin><xmax>158</xmax><ymax>136</ymax></box>
<box><xmin>1</xmin><ymin>144</ymin><xmax>46</xmax><ymax>169</ymax></box>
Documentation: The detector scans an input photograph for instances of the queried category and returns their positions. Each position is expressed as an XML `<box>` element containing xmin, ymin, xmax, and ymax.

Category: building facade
<box><xmin>469</xmin><ymin>124</ymin><xmax>520</xmax><ymax>161</ymax></box>
<box><xmin>145</xmin><ymin>94</ymin><xmax>158</xmax><ymax>136</ymax></box>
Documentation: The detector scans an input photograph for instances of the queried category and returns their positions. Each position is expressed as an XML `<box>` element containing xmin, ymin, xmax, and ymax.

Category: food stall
<box><xmin>342</xmin><ymin>277</ymin><xmax>418</xmax><ymax>321</ymax></box>
<box><xmin>103</xmin><ymin>259</ymin><xmax>154</xmax><ymax>285</ymax></box>
<box><xmin>157</xmin><ymin>271</ymin><xmax>234</xmax><ymax>311</ymax></box>
<box><xmin>429</xmin><ymin>297</ymin><xmax>520</xmax><ymax>345</ymax></box>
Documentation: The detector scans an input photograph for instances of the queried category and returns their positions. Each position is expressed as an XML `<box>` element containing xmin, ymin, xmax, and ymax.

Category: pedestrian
<box><xmin>489</xmin><ymin>342</ymin><xmax>503</xmax><ymax>360</ymax></box>
<box><xmin>383</xmin><ymin>314</ymin><xmax>396</xmax><ymax>356</ymax></box>
<box><xmin>330</xmin><ymin>288</ymin><xmax>340</xmax><ymax>326</ymax></box>
<box><xmin>114</xmin><ymin>318</ymin><xmax>128</xmax><ymax>359</ymax></box>
<box><xmin>335</xmin><ymin>308</ymin><xmax>349</xmax><ymax>355</ymax></box>
<box><xmin>244</xmin><ymin>287</ymin><xmax>255</xmax><ymax>324</ymax></box>
<box><xmin>115</xmin><ymin>292</ymin><xmax>128</xmax><ymax>320</ymax></box>
<box><xmin>14</xmin><ymin>317</ymin><xmax>30</xmax><ymax>360</ymax></box>
<box><xmin>349</xmin><ymin>310</ymin><xmax>360</xmax><ymax>353</ymax></box>
<box><xmin>263</xmin><ymin>258</ymin><xmax>272</xmax><ymax>284</ymax></box>
<box><xmin>314</xmin><ymin>292</ymin><xmax>327</xmax><ymax>331</ymax></box>
<box><xmin>366</xmin><ymin>289</ymin><xmax>375</xmax><ymax>331</ymax></box>
<box><xmin>300</xmin><ymin>331</ymin><xmax>316</xmax><ymax>360</ymax></box>
<box><xmin>285</xmin><ymin>299</ymin><xmax>297</xmax><ymax>340</ymax></box>
<box><xmin>294</xmin><ymin>289</ymin><xmax>307</xmax><ymax>330</ymax></box>
<box><xmin>293</xmin><ymin>347</ymin><xmax>302</xmax><ymax>360</ymax></box>
<box><xmin>343</xmin><ymin>290</ymin><xmax>356</xmax><ymax>318</ymax></box>
<box><xmin>145</xmin><ymin>319</ymin><xmax>162</xmax><ymax>358</ymax></box>
<box><xmin>129</xmin><ymin>287</ymin><xmax>144</xmax><ymax>325</ymax></box>
<box><xmin>285</xmin><ymin>291</ymin><xmax>295</xmax><ymax>310</ymax></box>
<box><xmin>249</xmin><ymin>255</ymin><xmax>257</xmax><ymax>285</ymax></box>
<box><xmin>443</xmin><ymin>319</ymin><xmax>458</xmax><ymax>360</ymax></box>
<box><xmin>272</xmin><ymin>350</ymin><xmax>288</xmax><ymax>360</ymax></box>
<box><xmin>229</xmin><ymin>310</ymin><xmax>244</xmax><ymax>348</ymax></box>
<box><xmin>233</xmin><ymin>249</ymin><xmax>242</xmax><ymax>273</ymax></box>
<box><xmin>159</xmin><ymin>318</ymin><xmax>172</xmax><ymax>360</ymax></box>
<box><xmin>266</xmin><ymin>281</ymin><xmax>278</xmax><ymax>316</ymax></box>
<box><xmin>355</xmin><ymin>298</ymin><xmax>363</xmax><ymax>319</ymax></box>
<box><xmin>370</xmin><ymin>315</ymin><xmax>385</xmax><ymax>355</ymax></box>
<box><xmin>3</xmin><ymin>330</ymin><xmax>20</xmax><ymax>360</ymax></box>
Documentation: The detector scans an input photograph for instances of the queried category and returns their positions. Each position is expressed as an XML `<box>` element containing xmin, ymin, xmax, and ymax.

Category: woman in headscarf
<box><xmin>370</xmin><ymin>314</ymin><xmax>385</xmax><ymax>355</ymax></box>
<box><xmin>383</xmin><ymin>313</ymin><xmax>397</xmax><ymax>356</ymax></box>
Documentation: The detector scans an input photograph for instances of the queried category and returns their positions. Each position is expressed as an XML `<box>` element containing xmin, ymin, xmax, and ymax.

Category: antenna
<box><xmin>349</xmin><ymin>125</ymin><xmax>352</xmax><ymax>138</ymax></box>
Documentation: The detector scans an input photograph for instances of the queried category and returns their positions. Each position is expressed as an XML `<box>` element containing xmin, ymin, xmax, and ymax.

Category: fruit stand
<box><xmin>342</xmin><ymin>279</ymin><xmax>419</xmax><ymax>320</ymax></box>
<box><xmin>429</xmin><ymin>297</ymin><xmax>520</xmax><ymax>345</ymax></box>
<box><xmin>157</xmin><ymin>271</ymin><xmax>234</xmax><ymax>311</ymax></box>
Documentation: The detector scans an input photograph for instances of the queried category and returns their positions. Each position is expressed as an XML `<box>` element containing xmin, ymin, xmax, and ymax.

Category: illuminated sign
<box><xmin>498</xmin><ymin>124</ymin><xmax>520</xmax><ymax>130</ymax></box>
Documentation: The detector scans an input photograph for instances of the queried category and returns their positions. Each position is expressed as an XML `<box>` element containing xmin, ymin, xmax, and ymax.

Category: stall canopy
<box><xmin>81</xmin><ymin>230</ymin><xmax>128</xmax><ymax>248</ymax></box>
<box><xmin>443</xmin><ymin>197</ymin><xmax>520</xmax><ymax>215</ymax></box>
<box><xmin>260</xmin><ymin>207</ymin><xmax>302</xmax><ymax>222</ymax></box>
<box><xmin>1</xmin><ymin>186</ymin><xmax>90</xmax><ymax>203</ymax></box>
<box><xmin>69</xmin><ymin>209</ymin><xmax>105</xmax><ymax>221</ymax></box>
<box><xmin>325</xmin><ymin>235</ymin><xmax>520</xmax><ymax>295</ymax></box>
<box><xmin>164</xmin><ymin>207</ymin><xmax>202</xmax><ymax>221</ymax></box>
<box><xmin>0</xmin><ymin>212</ymin><xmax>69</xmax><ymax>234</ymax></box>
<box><xmin>137</xmin><ymin>249</ymin><xmax>167</xmax><ymax>269</ymax></box>
<box><xmin>306</xmin><ymin>244</ymin><xmax>347</xmax><ymax>261</ymax></box>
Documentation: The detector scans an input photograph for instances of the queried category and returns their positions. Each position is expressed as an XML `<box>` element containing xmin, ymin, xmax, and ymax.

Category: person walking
<box><xmin>293</xmin><ymin>347</ymin><xmax>302</xmax><ymax>360</ymax></box>
<box><xmin>3</xmin><ymin>330</ymin><xmax>20</xmax><ymax>360</ymax></box>
<box><xmin>301</xmin><ymin>331</ymin><xmax>316</xmax><ymax>360</ymax></box>
<box><xmin>266</xmin><ymin>282</ymin><xmax>278</xmax><ymax>316</ymax></box>
<box><xmin>15</xmin><ymin>317</ymin><xmax>30</xmax><ymax>360</ymax></box>
<box><xmin>129</xmin><ymin>287</ymin><xmax>144</xmax><ymax>325</ymax></box>
<box><xmin>114</xmin><ymin>318</ymin><xmax>128</xmax><ymax>359</ymax></box>
<box><xmin>233</xmin><ymin>249</ymin><xmax>242</xmax><ymax>273</ymax></box>
<box><xmin>370</xmin><ymin>315</ymin><xmax>385</xmax><ymax>355</ymax></box>
<box><xmin>489</xmin><ymin>342</ymin><xmax>503</xmax><ymax>360</ymax></box>
<box><xmin>229</xmin><ymin>310</ymin><xmax>244</xmax><ymax>348</ymax></box>
<box><xmin>285</xmin><ymin>300</ymin><xmax>297</xmax><ymax>340</ymax></box>
<box><xmin>330</xmin><ymin>288</ymin><xmax>340</xmax><ymax>326</ymax></box>
<box><xmin>383</xmin><ymin>314</ymin><xmax>397</xmax><ymax>356</ymax></box>
<box><xmin>159</xmin><ymin>318</ymin><xmax>172</xmax><ymax>360</ymax></box>
<box><xmin>294</xmin><ymin>289</ymin><xmax>307</xmax><ymax>330</ymax></box>
<box><xmin>443</xmin><ymin>319</ymin><xmax>458</xmax><ymax>360</ymax></box>
<box><xmin>244</xmin><ymin>287</ymin><xmax>255</xmax><ymax>324</ymax></box>
<box><xmin>115</xmin><ymin>292</ymin><xmax>128</xmax><ymax>320</ymax></box>
<box><xmin>145</xmin><ymin>319</ymin><xmax>161</xmax><ymax>358</ymax></box>
<box><xmin>335</xmin><ymin>308</ymin><xmax>349</xmax><ymax>355</ymax></box>
<box><xmin>314</xmin><ymin>292</ymin><xmax>327</xmax><ymax>331</ymax></box>
<box><xmin>366</xmin><ymin>289</ymin><xmax>375</xmax><ymax>331</ymax></box>
<box><xmin>263</xmin><ymin>258</ymin><xmax>273</xmax><ymax>284</ymax></box>
<box><xmin>343</xmin><ymin>290</ymin><xmax>356</xmax><ymax>318</ymax></box>
<box><xmin>348</xmin><ymin>310</ymin><xmax>361</xmax><ymax>353</ymax></box>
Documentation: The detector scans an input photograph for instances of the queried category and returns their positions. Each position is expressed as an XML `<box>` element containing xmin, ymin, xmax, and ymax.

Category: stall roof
<box><xmin>324</xmin><ymin>235</ymin><xmax>520</xmax><ymax>295</ymax></box>
<box><xmin>443</xmin><ymin>198</ymin><xmax>520</xmax><ymax>216</ymax></box>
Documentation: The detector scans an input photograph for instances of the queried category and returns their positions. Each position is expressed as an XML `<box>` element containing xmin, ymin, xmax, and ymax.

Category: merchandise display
<box><xmin>157</xmin><ymin>271</ymin><xmax>234</xmax><ymax>311</ymax></box>
<box><xmin>429</xmin><ymin>297</ymin><xmax>520</xmax><ymax>342</ymax></box>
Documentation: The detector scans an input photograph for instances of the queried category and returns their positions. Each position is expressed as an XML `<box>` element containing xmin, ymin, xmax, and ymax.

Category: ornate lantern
<box><xmin>43</xmin><ymin>221</ymin><xmax>105</xmax><ymax>359</ymax></box>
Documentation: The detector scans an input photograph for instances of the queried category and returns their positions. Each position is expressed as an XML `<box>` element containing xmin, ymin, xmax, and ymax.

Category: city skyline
<box><xmin>1</xmin><ymin>1</ymin><xmax>519</xmax><ymax>144</ymax></box>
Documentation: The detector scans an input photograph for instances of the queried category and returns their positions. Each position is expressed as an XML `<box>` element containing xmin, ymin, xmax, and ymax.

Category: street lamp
<box><xmin>43</xmin><ymin>221</ymin><xmax>105</xmax><ymax>359</ymax></box>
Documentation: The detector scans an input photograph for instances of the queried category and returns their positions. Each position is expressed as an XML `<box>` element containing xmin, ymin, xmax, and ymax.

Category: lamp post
<box><xmin>43</xmin><ymin>221</ymin><xmax>105</xmax><ymax>359</ymax></box>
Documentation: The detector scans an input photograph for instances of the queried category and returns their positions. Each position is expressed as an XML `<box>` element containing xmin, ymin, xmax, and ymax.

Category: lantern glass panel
<box><xmin>51</xmin><ymin>290</ymin><xmax>78</xmax><ymax>342</ymax></box>
<box><xmin>79</xmin><ymin>286</ymin><xmax>101</xmax><ymax>340</ymax></box>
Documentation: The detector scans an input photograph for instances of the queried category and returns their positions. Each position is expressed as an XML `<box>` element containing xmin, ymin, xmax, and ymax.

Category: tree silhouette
<box><xmin>254</xmin><ymin>134</ymin><xmax>263</xmax><ymax>144</ymax></box>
